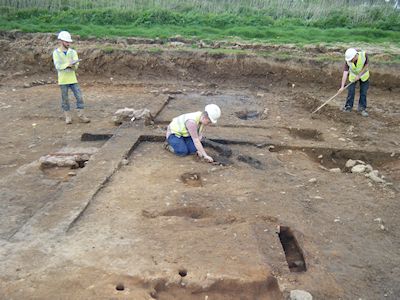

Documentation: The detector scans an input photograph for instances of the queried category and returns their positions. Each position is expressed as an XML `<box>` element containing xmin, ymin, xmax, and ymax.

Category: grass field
<box><xmin>1</xmin><ymin>0</ymin><xmax>399</xmax><ymax>45</ymax></box>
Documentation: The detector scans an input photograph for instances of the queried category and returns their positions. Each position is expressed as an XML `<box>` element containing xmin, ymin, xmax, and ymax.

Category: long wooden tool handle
<box><xmin>311</xmin><ymin>82</ymin><xmax>353</xmax><ymax>114</ymax></box>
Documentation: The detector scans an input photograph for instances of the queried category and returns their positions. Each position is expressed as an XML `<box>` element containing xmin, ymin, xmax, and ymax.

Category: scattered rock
<box><xmin>40</xmin><ymin>156</ymin><xmax>78</xmax><ymax>168</ymax></box>
<box><xmin>255</xmin><ymin>143</ymin><xmax>268</xmax><ymax>148</ymax></box>
<box><xmin>369</xmin><ymin>170</ymin><xmax>379</xmax><ymax>177</ymax></box>
<box><xmin>365</xmin><ymin>171</ymin><xmax>385</xmax><ymax>183</ymax></box>
<box><xmin>329</xmin><ymin>168</ymin><xmax>341</xmax><ymax>173</ymax></box>
<box><xmin>351</xmin><ymin>164</ymin><xmax>366</xmax><ymax>173</ymax></box>
<box><xmin>68</xmin><ymin>171</ymin><xmax>76</xmax><ymax>176</ymax></box>
<box><xmin>235</xmin><ymin>110</ymin><xmax>261</xmax><ymax>120</ymax></box>
<box><xmin>180</xmin><ymin>172</ymin><xmax>202</xmax><ymax>187</ymax></box>
<box><xmin>290</xmin><ymin>289</ymin><xmax>313</xmax><ymax>300</ymax></box>
<box><xmin>112</xmin><ymin>107</ymin><xmax>153</xmax><ymax>125</ymax></box>
<box><xmin>260</xmin><ymin>108</ymin><xmax>269</xmax><ymax>120</ymax></box>
<box><xmin>197</xmin><ymin>40</ymin><xmax>207</xmax><ymax>48</ymax></box>
<box><xmin>345</xmin><ymin>159</ymin><xmax>356</xmax><ymax>168</ymax></box>
<box><xmin>308</xmin><ymin>178</ymin><xmax>317</xmax><ymax>183</ymax></box>
<box><xmin>346</xmin><ymin>125</ymin><xmax>355</xmax><ymax>134</ymax></box>
<box><xmin>365</xmin><ymin>164</ymin><xmax>373</xmax><ymax>172</ymax></box>
<box><xmin>121</xmin><ymin>159</ymin><xmax>129</xmax><ymax>166</ymax></box>
<box><xmin>168</xmin><ymin>41</ymin><xmax>185</xmax><ymax>47</ymax></box>
<box><xmin>319</xmin><ymin>165</ymin><xmax>329</xmax><ymax>171</ymax></box>
<box><xmin>374</xmin><ymin>218</ymin><xmax>386</xmax><ymax>231</ymax></box>
<box><xmin>39</xmin><ymin>147</ymin><xmax>98</xmax><ymax>169</ymax></box>
<box><xmin>344</xmin><ymin>159</ymin><xmax>389</xmax><ymax>184</ymax></box>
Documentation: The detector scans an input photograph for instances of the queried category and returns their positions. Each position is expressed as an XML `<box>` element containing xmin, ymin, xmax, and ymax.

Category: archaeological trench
<box><xmin>0</xmin><ymin>32</ymin><xmax>399</xmax><ymax>299</ymax></box>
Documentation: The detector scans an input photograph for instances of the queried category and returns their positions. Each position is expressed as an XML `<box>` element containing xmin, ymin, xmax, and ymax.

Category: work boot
<box><xmin>163</xmin><ymin>142</ymin><xmax>174</xmax><ymax>153</ymax></box>
<box><xmin>64</xmin><ymin>111</ymin><xmax>72</xmax><ymax>124</ymax></box>
<box><xmin>342</xmin><ymin>106</ymin><xmax>352</xmax><ymax>112</ymax></box>
<box><xmin>360</xmin><ymin>110</ymin><xmax>369</xmax><ymax>117</ymax></box>
<box><xmin>77</xmin><ymin>109</ymin><xmax>90</xmax><ymax>123</ymax></box>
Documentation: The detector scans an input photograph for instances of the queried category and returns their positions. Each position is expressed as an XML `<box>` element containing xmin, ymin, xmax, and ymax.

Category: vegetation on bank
<box><xmin>0</xmin><ymin>0</ymin><xmax>399</xmax><ymax>45</ymax></box>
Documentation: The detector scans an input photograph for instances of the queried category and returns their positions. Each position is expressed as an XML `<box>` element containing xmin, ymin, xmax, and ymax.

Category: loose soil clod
<box><xmin>235</xmin><ymin>110</ymin><xmax>261</xmax><ymax>120</ymax></box>
<box><xmin>180</xmin><ymin>172</ymin><xmax>202</xmax><ymax>187</ymax></box>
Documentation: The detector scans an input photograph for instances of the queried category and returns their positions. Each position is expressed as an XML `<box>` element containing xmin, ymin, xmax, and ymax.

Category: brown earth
<box><xmin>0</xmin><ymin>32</ymin><xmax>399</xmax><ymax>300</ymax></box>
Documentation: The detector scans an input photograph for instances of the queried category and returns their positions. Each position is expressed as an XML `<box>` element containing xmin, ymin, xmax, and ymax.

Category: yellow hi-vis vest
<box><xmin>169</xmin><ymin>111</ymin><xmax>203</xmax><ymax>137</ymax></box>
<box><xmin>52</xmin><ymin>48</ymin><xmax>79</xmax><ymax>85</ymax></box>
<box><xmin>347</xmin><ymin>51</ymin><xmax>370</xmax><ymax>82</ymax></box>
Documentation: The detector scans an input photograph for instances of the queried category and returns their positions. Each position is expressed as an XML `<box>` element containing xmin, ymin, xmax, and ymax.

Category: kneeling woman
<box><xmin>166</xmin><ymin>104</ymin><xmax>221</xmax><ymax>163</ymax></box>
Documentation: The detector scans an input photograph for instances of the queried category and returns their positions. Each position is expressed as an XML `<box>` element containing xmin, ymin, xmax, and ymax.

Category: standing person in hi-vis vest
<box><xmin>339</xmin><ymin>48</ymin><xmax>370</xmax><ymax>117</ymax></box>
<box><xmin>53</xmin><ymin>31</ymin><xmax>90</xmax><ymax>124</ymax></box>
<box><xmin>165</xmin><ymin>104</ymin><xmax>221</xmax><ymax>163</ymax></box>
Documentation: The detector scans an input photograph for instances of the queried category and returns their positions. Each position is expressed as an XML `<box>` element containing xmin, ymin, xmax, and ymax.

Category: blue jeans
<box><xmin>60</xmin><ymin>83</ymin><xmax>84</xmax><ymax>112</ymax></box>
<box><xmin>345</xmin><ymin>80</ymin><xmax>369</xmax><ymax>111</ymax></box>
<box><xmin>167</xmin><ymin>134</ymin><xmax>197</xmax><ymax>156</ymax></box>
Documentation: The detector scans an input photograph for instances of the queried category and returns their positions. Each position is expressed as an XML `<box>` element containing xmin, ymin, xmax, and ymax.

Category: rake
<box><xmin>311</xmin><ymin>82</ymin><xmax>353</xmax><ymax>114</ymax></box>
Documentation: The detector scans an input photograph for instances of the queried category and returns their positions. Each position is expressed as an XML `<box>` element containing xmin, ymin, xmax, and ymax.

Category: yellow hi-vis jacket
<box><xmin>52</xmin><ymin>48</ymin><xmax>79</xmax><ymax>85</ymax></box>
<box><xmin>169</xmin><ymin>111</ymin><xmax>203</xmax><ymax>137</ymax></box>
<box><xmin>347</xmin><ymin>51</ymin><xmax>370</xmax><ymax>82</ymax></box>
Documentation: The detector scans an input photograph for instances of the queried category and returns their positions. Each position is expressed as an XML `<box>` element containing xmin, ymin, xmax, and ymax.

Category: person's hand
<box><xmin>203</xmin><ymin>155</ymin><xmax>214</xmax><ymax>163</ymax></box>
<box><xmin>355</xmin><ymin>75</ymin><xmax>360</xmax><ymax>81</ymax></box>
<box><xmin>338</xmin><ymin>86</ymin><xmax>345</xmax><ymax>93</ymax></box>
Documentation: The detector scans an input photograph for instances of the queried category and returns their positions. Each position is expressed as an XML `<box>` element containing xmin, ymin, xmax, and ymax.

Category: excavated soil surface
<box><xmin>0</xmin><ymin>32</ymin><xmax>399</xmax><ymax>300</ymax></box>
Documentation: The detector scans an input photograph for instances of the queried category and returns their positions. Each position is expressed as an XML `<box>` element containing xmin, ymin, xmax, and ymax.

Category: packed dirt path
<box><xmin>0</xmin><ymin>32</ymin><xmax>399</xmax><ymax>299</ymax></box>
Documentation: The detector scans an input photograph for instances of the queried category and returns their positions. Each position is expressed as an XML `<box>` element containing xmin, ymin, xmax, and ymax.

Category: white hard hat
<box><xmin>345</xmin><ymin>48</ymin><xmax>357</xmax><ymax>62</ymax></box>
<box><xmin>57</xmin><ymin>31</ymin><xmax>73</xmax><ymax>42</ymax></box>
<box><xmin>205</xmin><ymin>104</ymin><xmax>221</xmax><ymax>124</ymax></box>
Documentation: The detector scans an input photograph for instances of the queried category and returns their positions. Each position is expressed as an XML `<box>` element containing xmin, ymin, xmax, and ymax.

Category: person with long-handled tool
<box><xmin>339</xmin><ymin>48</ymin><xmax>370</xmax><ymax>117</ymax></box>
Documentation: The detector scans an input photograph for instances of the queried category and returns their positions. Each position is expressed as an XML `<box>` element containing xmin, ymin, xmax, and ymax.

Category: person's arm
<box><xmin>186</xmin><ymin>120</ymin><xmax>213</xmax><ymax>162</ymax></box>
<box><xmin>166</xmin><ymin>125</ymin><xmax>171</xmax><ymax>139</ymax></box>
<box><xmin>71</xmin><ymin>50</ymin><xmax>79</xmax><ymax>70</ymax></box>
<box><xmin>52</xmin><ymin>50</ymin><xmax>71</xmax><ymax>71</ymax></box>
<box><xmin>339</xmin><ymin>70</ymin><xmax>349</xmax><ymax>92</ymax></box>
<box><xmin>198</xmin><ymin>125</ymin><xmax>205</xmax><ymax>140</ymax></box>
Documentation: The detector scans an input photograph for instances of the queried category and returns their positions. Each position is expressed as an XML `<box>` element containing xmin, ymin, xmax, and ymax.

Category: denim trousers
<box><xmin>60</xmin><ymin>83</ymin><xmax>84</xmax><ymax>111</ymax></box>
<box><xmin>167</xmin><ymin>134</ymin><xmax>197</xmax><ymax>156</ymax></box>
<box><xmin>345</xmin><ymin>79</ymin><xmax>369</xmax><ymax>111</ymax></box>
